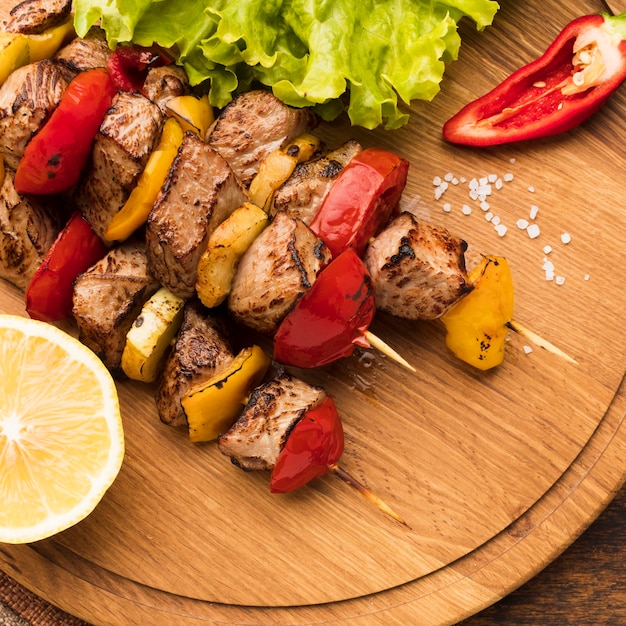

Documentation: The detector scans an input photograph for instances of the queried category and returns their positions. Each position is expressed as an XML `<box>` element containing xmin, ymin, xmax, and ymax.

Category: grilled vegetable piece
<box><xmin>121</xmin><ymin>286</ymin><xmax>186</xmax><ymax>383</ymax></box>
<box><xmin>145</xmin><ymin>133</ymin><xmax>247</xmax><ymax>299</ymax></box>
<box><xmin>0</xmin><ymin>58</ymin><xmax>74</xmax><ymax>169</ymax></box>
<box><xmin>14</xmin><ymin>67</ymin><xmax>117</xmax><ymax>195</ymax></box>
<box><xmin>165</xmin><ymin>93</ymin><xmax>213</xmax><ymax>136</ymax></box>
<box><xmin>3</xmin><ymin>0</ymin><xmax>72</xmax><ymax>35</ymax></box>
<box><xmin>74</xmin><ymin>91</ymin><xmax>163</xmax><ymax>241</ymax></box>
<box><xmin>270</xmin><ymin>394</ymin><xmax>344</xmax><ymax>493</ymax></box>
<box><xmin>182</xmin><ymin>344</ymin><xmax>271</xmax><ymax>443</ymax></box>
<box><xmin>208</xmin><ymin>89</ymin><xmax>319</xmax><ymax>188</ymax></box>
<box><xmin>363</xmin><ymin>212</ymin><xmax>472</xmax><ymax>320</ymax></box>
<box><xmin>0</xmin><ymin>166</ymin><xmax>60</xmax><ymax>290</ymax></box>
<box><xmin>309</xmin><ymin>147</ymin><xmax>409</xmax><ymax>258</ymax></box>
<box><xmin>248</xmin><ymin>133</ymin><xmax>321</xmax><ymax>211</ymax></box>
<box><xmin>104</xmin><ymin>117</ymin><xmax>184</xmax><ymax>244</ymax></box>
<box><xmin>269</xmin><ymin>139</ymin><xmax>362</xmax><ymax>224</ymax></box>
<box><xmin>442</xmin><ymin>256</ymin><xmax>514</xmax><ymax>370</ymax></box>
<box><xmin>273</xmin><ymin>247</ymin><xmax>376</xmax><ymax>369</ymax></box>
<box><xmin>218</xmin><ymin>371</ymin><xmax>328</xmax><ymax>472</ymax></box>
<box><xmin>25</xmin><ymin>211</ymin><xmax>107</xmax><ymax>322</ymax></box>
<box><xmin>156</xmin><ymin>301</ymin><xmax>235</xmax><ymax>428</ymax></box>
<box><xmin>195</xmin><ymin>201</ymin><xmax>269</xmax><ymax>309</ymax></box>
<box><xmin>0</xmin><ymin>32</ymin><xmax>29</xmax><ymax>86</ymax></box>
<box><xmin>72</xmin><ymin>240</ymin><xmax>160</xmax><ymax>377</ymax></box>
<box><xmin>228</xmin><ymin>211</ymin><xmax>332</xmax><ymax>334</ymax></box>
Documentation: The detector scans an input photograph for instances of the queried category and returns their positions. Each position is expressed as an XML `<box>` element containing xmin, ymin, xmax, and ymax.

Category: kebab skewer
<box><xmin>0</xmin><ymin>29</ymin><xmax>576</xmax><ymax>372</ymax></box>
<box><xmin>0</xmin><ymin>31</ymin><xmax>575</xmax><ymax>517</ymax></box>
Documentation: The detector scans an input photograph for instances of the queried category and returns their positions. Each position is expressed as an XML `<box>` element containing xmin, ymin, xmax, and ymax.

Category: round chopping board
<box><xmin>1</xmin><ymin>0</ymin><xmax>625</xmax><ymax>624</ymax></box>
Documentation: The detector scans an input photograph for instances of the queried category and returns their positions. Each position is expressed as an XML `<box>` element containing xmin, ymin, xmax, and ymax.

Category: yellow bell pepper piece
<box><xmin>27</xmin><ymin>18</ymin><xmax>75</xmax><ymax>62</ymax></box>
<box><xmin>0</xmin><ymin>33</ymin><xmax>29</xmax><ymax>85</ymax></box>
<box><xmin>165</xmin><ymin>93</ymin><xmax>214</xmax><ymax>137</ymax></box>
<box><xmin>248</xmin><ymin>133</ymin><xmax>320</xmax><ymax>210</ymax></box>
<box><xmin>195</xmin><ymin>201</ymin><xmax>269</xmax><ymax>308</ymax></box>
<box><xmin>104</xmin><ymin>117</ymin><xmax>184</xmax><ymax>243</ymax></box>
<box><xmin>121</xmin><ymin>287</ymin><xmax>186</xmax><ymax>383</ymax></box>
<box><xmin>182</xmin><ymin>345</ymin><xmax>271</xmax><ymax>443</ymax></box>
<box><xmin>0</xmin><ymin>19</ymin><xmax>75</xmax><ymax>86</ymax></box>
<box><xmin>441</xmin><ymin>256</ymin><xmax>514</xmax><ymax>371</ymax></box>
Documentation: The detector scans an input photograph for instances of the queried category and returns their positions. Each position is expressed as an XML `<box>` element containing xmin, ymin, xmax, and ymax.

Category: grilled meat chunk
<box><xmin>3</xmin><ymin>0</ymin><xmax>71</xmax><ymax>34</ymax></box>
<box><xmin>143</xmin><ymin>65</ymin><xmax>190</xmax><ymax>112</ymax></box>
<box><xmin>364</xmin><ymin>212</ymin><xmax>472</xmax><ymax>320</ymax></box>
<box><xmin>55</xmin><ymin>27</ymin><xmax>112</xmax><ymax>72</ymax></box>
<box><xmin>72</xmin><ymin>240</ymin><xmax>159</xmax><ymax>377</ymax></box>
<box><xmin>156</xmin><ymin>301</ymin><xmax>235</xmax><ymax>427</ymax></box>
<box><xmin>270</xmin><ymin>139</ymin><xmax>362</xmax><ymax>224</ymax></box>
<box><xmin>218</xmin><ymin>372</ymin><xmax>326</xmax><ymax>472</ymax></box>
<box><xmin>228</xmin><ymin>211</ymin><xmax>331</xmax><ymax>334</ymax></box>
<box><xmin>75</xmin><ymin>92</ymin><xmax>163</xmax><ymax>242</ymax></box>
<box><xmin>146</xmin><ymin>133</ymin><xmax>246</xmax><ymax>299</ymax></box>
<box><xmin>208</xmin><ymin>89</ymin><xmax>319</xmax><ymax>188</ymax></box>
<box><xmin>0</xmin><ymin>167</ymin><xmax>60</xmax><ymax>290</ymax></box>
<box><xmin>0</xmin><ymin>59</ymin><xmax>74</xmax><ymax>169</ymax></box>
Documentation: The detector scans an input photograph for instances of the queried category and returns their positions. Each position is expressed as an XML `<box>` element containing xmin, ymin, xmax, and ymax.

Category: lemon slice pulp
<box><xmin>0</xmin><ymin>314</ymin><xmax>124</xmax><ymax>544</ymax></box>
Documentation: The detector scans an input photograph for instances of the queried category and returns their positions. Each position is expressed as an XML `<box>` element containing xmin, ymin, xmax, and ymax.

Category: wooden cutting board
<box><xmin>1</xmin><ymin>1</ymin><xmax>625</xmax><ymax>623</ymax></box>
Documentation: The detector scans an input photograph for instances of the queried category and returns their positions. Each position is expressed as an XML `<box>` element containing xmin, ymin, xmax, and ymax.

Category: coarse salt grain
<box><xmin>491</xmin><ymin>215</ymin><xmax>501</xmax><ymax>226</ymax></box>
<box><xmin>433</xmin><ymin>176</ymin><xmax>442</xmax><ymax>186</ymax></box>
<box><xmin>503</xmin><ymin>173</ymin><xmax>514</xmax><ymax>182</ymax></box>
<box><xmin>561</xmin><ymin>232</ymin><xmax>572</xmax><ymax>244</ymax></box>
<box><xmin>517</xmin><ymin>218</ymin><xmax>529</xmax><ymax>230</ymax></box>
<box><xmin>556</xmin><ymin>276</ymin><xmax>566</xmax><ymax>285</ymax></box>
<box><xmin>495</xmin><ymin>223</ymin><xmax>508</xmax><ymax>237</ymax></box>
<box><xmin>485</xmin><ymin>212</ymin><xmax>494</xmax><ymax>222</ymax></box>
<box><xmin>523</xmin><ymin>345</ymin><xmax>533</xmax><ymax>354</ymax></box>
<box><xmin>480</xmin><ymin>200</ymin><xmax>490</xmax><ymax>211</ymax></box>
<box><xmin>528</xmin><ymin>185</ymin><xmax>535</xmax><ymax>193</ymax></box>
<box><xmin>529</xmin><ymin>205</ymin><xmax>539</xmax><ymax>220</ymax></box>
<box><xmin>584</xmin><ymin>274</ymin><xmax>590</xmax><ymax>281</ymax></box>
<box><xmin>527</xmin><ymin>223</ymin><xmax>541</xmax><ymax>239</ymax></box>
<box><xmin>442</xmin><ymin>202</ymin><xmax>452</xmax><ymax>213</ymax></box>
<box><xmin>495</xmin><ymin>178</ymin><xmax>503</xmax><ymax>190</ymax></box>
<box><xmin>461</xmin><ymin>204</ymin><xmax>472</xmax><ymax>215</ymax></box>
<box><xmin>543</xmin><ymin>245</ymin><xmax>552</xmax><ymax>254</ymax></box>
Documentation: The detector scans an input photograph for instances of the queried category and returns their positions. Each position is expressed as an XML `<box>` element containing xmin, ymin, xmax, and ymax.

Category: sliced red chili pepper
<box><xmin>309</xmin><ymin>148</ymin><xmax>409</xmax><ymax>257</ymax></box>
<box><xmin>270</xmin><ymin>395</ymin><xmax>344</xmax><ymax>494</ymax></box>
<box><xmin>25</xmin><ymin>212</ymin><xmax>108</xmax><ymax>322</ymax></box>
<box><xmin>273</xmin><ymin>248</ymin><xmax>375</xmax><ymax>368</ymax></box>
<box><xmin>14</xmin><ymin>68</ymin><xmax>117</xmax><ymax>195</ymax></box>
<box><xmin>107</xmin><ymin>44</ymin><xmax>172</xmax><ymax>94</ymax></box>
<box><xmin>443</xmin><ymin>12</ymin><xmax>626</xmax><ymax>146</ymax></box>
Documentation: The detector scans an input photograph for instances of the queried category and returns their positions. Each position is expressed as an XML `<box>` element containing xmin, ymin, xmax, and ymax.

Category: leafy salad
<box><xmin>74</xmin><ymin>0</ymin><xmax>499</xmax><ymax>129</ymax></box>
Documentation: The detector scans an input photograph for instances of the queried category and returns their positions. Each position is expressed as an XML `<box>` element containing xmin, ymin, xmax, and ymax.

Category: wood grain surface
<box><xmin>1</xmin><ymin>1</ymin><xmax>625</xmax><ymax>624</ymax></box>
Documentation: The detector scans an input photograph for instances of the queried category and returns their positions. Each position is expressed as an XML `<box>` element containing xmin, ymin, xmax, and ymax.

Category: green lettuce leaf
<box><xmin>74</xmin><ymin>0</ymin><xmax>499</xmax><ymax>129</ymax></box>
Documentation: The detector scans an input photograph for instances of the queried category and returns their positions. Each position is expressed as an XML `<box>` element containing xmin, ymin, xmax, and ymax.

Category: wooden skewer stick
<box><xmin>364</xmin><ymin>330</ymin><xmax>416</xmax><ymax>373</ymax></box>
<box><xmin>507</xmin><ymin>320</ymin><xmax>579</xmax><ymax>365</ymax></box>
<box><xmin>328</xmin><ymin>462</ymin><xmax>408</xmax><ymax>526</ymax></box>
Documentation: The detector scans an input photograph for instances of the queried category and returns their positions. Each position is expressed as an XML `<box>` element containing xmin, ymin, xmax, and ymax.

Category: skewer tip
<box><xmin>508</xmin><ymin>319</ymin><xmax>579</xmax><ymax>365</ymax></box>
<box><xmin>364</xmin><ymin>330</ymin><xmax>416</xmax><ymax>373</ymax></box>
<box><xmin>329</xmin><ymin>463</ymin><xmax>409</xmax><ymax>527</ymax></box>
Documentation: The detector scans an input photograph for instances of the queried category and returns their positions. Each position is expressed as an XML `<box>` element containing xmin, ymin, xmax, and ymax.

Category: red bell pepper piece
<box><xmin>25</xmin><ymin>211</ymin><xmax>108</xmax><ymax>322</ymax></box>
<box><xmin>270</xmin><ymin>395</ymin><xmax>344</xmax><ymax>494</ymax></box>
<box><xmin>273</xmin><ymin>247</ymin><xmax>375</xmax><ymax>368</ymax></box>
<box><xmin>14</xmin><ymin>68</ymin><xmax>117</xmax><ymax>195</ymax></box>
<box><xmin>107</xmin><ymin>44</ymin><xmax>172</xmax><ymax>94</ymax></box>
<box><xmin>443</xmin><ymin>12</ymin><xmax>626</xmax><ymax>146</ymax></box>
<box><xmin>309</xmin><ymin>148</ymin><xmax>409</xmax><ymax>257</ymax></box>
